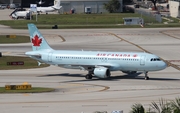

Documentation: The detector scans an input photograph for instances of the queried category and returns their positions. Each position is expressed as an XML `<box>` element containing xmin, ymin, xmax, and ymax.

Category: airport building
<box><xmin>169</xmin><ymin>0</ymin><xmax>180</xmax><ymax>17</ymax></box>
<box><xmin>0</xmin><ymin>0</ymin><xmax>123</xmax><ymax>13</ymax></box>
<box><xmin>56</xmin><ymin>0</ymin><xmax>123</xmax><ymax>14</ymax></box>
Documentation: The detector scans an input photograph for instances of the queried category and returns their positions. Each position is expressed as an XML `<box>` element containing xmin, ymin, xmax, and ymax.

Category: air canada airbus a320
<box><xmin>26</xmin><ymin>24</ymin><xmax>167</xmax><ymax>80</ymax></box>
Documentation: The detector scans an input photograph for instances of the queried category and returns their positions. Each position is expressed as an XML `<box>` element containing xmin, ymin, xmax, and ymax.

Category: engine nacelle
<box><xmin>94</xmin><ymin>67</ymin><xmax>110</xmax><ymax>78</ymax></box>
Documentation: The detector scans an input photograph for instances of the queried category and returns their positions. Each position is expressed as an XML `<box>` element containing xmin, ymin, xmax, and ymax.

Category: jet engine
<box><xmin>94</xmin><ymin>67</ymin><xmax>110</xmax><ymax>78</ymax></box>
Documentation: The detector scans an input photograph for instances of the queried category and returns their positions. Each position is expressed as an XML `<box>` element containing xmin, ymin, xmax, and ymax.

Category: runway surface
<box><xmin>0</xmin><ymin>10</ymin><xmax>180</xmax><ymax>113</ymax></box>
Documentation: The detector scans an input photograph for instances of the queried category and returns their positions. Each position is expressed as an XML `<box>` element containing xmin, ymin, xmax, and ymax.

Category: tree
<box><xmin>170</xmin><ymin>97</ymin><xmax>180</xmax><ymax>113</ymax></box>
<box><xmin>130</xmin><ymin>103</ymin><xmax>145</xmax><ymax>113</ymax></box>
<box><xmin>150</xmin><ymin>98</ymin><xmax>171</xmax><ymax>113</ymax></box>
<box><xmin>149</xmin><ymin>0</ymin><xmax>161</xmax><ymax>10</ymax></box>
<box><xmin>103</xmin><ymin>0</ymin><xmax>120</xmax><ymax>13</ymax></box>
<box><xmin>130</xmin><ymin>97</ymin><xmax>180</xmax><ymax>113</ymax></box>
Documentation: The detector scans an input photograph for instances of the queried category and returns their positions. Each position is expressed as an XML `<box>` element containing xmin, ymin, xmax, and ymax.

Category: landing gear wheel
<box><xmin>131</xmin><ymin>71</ymin><xmax>137</xmax><ymax>74</ymax></box>
<box><xmin>85</xmin><ymin>74</ymin><xmax>92</xmax><ymax>79</ymax></box>
<box><xmin>144</xmin><ymin>71</ymin><xmax>149</xmax><ymax>80</ymax></box>
<box><xmin>145</xmin><ymin>76</ymin><xmax>149</xmax><ymax>80</ymax></box>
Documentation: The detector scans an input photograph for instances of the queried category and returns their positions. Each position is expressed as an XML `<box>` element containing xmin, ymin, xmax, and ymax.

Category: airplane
<box><xmin>35</xmin><ymin>0</ymin><xmax>62</xmax><ymax>14</ymax></box>
<box><xmin>25</xmin><ymin>24</ymin><xmax>167</xmax><ymax>80</ymax></box>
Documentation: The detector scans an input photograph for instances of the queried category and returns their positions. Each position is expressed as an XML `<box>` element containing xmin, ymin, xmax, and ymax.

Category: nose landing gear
<box><xmin>144</xmin><ymin>71</ymin><xmax>149</xmax><ymax>80</ymax></box>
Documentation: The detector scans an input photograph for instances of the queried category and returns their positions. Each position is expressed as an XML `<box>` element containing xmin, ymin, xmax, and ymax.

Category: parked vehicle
<box><xmin>0</xmin><ymin>4</ymin><xmax>7</xmax><ymax>9</ymax></box>
<box><xmin>9</xmin><ymin>4</ymin><xmax>16</xmax><ymax>9</ymax></box>
<box><xmin>10</xmin><ymin>8</ymin><xmax>32</xmax><ymax>20</ymax></box>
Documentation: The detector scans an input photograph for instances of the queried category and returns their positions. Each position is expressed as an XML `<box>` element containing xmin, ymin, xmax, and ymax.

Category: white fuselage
<box><xmin>32</xmin><ymin>0</ymin><xmax>62</xmax><ymax>14</ymax></box>
<box><xmin>37</xmin><ymin>6</ymin><xmax>56</xmax><ymax>13</ymax></box>
<box><xmin>26</xmin><ymin>50</ymin><xmax>167</xmax><ymax>72</ymax></box>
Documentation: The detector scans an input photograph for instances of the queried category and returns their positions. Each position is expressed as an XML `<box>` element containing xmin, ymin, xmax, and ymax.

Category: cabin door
<box><xmin>140</xmin><ymin>55</ymin><xmax>145</xmax><ymax>65</ymax></box>
<box><xmin>48</xmin><ymin>52</ymin><xmax>53</xmax><ymax>62</ymax></box>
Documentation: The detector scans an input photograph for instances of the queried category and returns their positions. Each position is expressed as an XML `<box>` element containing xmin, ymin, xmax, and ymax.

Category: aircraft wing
<box><xmin>59</xmin><ymin>64</ymin><xmax>112</xmax><ymax>70</ymax></box>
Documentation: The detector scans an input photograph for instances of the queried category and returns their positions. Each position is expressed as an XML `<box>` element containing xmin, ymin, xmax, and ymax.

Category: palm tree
<box><xmin>170</xmin><ymin>97</ymin><xmax>180</xmax><ymax>113</ymax></box>
<box><xmin>130</xmin><ymin>103</ymin><xmax>145</xmax><ymax>113</ymax></box>
<box><xmin>150</xmin><ymin>98</ymin><xmax>171</xmax><ymax>113</ymax></box>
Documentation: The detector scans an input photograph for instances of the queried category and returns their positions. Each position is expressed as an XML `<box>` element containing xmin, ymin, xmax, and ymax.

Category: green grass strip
<box><xmin>0</xmin><ymin>56</ymin><xmax>49</xmax><ymax>70</ymax></box>
<box><xmin>0</xmin><ymin>87</ymin><xmax>55</xmax><ymax>93</ymax></box>
<box><xmin>0</xmin><ymin>35</ymin><xmax>30</xmax><ymax>43</ymax></box>
<box><xmin>0</xmin><ymin>13</ymin><xmax>163</xmax><ymax>29</ymax></box>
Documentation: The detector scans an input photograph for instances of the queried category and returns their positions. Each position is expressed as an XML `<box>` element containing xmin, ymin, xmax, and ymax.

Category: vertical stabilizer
<box><xmin>53</xmin><ymin>0</ymin><xmax>62</xmax><ymax>9</ymax></box>
<box><xmin>27</xmin><ymin>24</ymin><xmax>53</xmax><ymax>51</ymax></box>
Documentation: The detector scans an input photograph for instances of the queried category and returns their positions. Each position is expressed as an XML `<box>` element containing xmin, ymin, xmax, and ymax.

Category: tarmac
<box><xmin>0</xmin><ymin>9</ymin><xmax>180</xmax><ymax>113</ymax></box>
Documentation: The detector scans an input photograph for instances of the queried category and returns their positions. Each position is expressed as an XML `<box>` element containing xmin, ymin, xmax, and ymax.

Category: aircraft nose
<box><xmin>161</xmin><ymin>61</ymin><xmax>167</xmax><ymax>70</ymax></box>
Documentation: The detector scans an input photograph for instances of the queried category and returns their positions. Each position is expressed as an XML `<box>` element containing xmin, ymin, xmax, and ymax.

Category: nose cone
<box><xmin>160</xmin><ymin>61</ymin><xmax>167</xmax><ymax>70</ymax></box>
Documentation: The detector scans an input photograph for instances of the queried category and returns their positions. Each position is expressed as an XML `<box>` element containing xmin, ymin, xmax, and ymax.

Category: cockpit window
<box><xmin>150</xmin><ymin>58</ymin><xmax>161</xmax><ymax>61</ymax></box>
<box><xmin>157</xmin><ymin>58</ymin><xmax>161</xmax><ymax>61</ymax></box>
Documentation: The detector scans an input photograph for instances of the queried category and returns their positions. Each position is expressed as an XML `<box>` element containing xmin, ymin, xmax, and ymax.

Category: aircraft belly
<box><xmin>109</xmin><ymin>65</ymin><xmax>120</xmax><ymax>71</ymax></box>
<box><xmin>55</xmin><ymin>58</ymin><xmax>112</xmax><ymax>70</ymax></box>
<box><xmin>121</xmin><ymin>61</ymin><xmax>140</xmax><ymax>71</ymax></box>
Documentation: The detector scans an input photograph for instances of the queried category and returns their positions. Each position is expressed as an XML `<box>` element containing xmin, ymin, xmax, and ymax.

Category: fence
<box><xmin>135</xmin><ymin>8</ymin><xmax>162</xmax><ymax>23</ymax></box>
<box><xmin>125</xmin><ymin>6</ymin><xmax>162</xmax><ymax>23</ymax></box>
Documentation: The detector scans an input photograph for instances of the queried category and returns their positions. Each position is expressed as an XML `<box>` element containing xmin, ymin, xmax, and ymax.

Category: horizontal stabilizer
<box><xmin>25</xmin><ymin>51</ymin><xmax>41</xmax><ymax>57</ymax></box>
<box><xmin>52</xmin><ymin>6</ymin><xmax>62</xmax><ymax>10</ymax></box>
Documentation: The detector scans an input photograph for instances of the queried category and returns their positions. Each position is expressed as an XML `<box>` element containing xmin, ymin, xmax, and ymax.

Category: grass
<box><xmin>0</xmin><ymin>13</ymin><xmax>163</xmax><ymax>29</ymax></box>
<box><xmin>0</xmin><ymin>87</ymin><xmax>55</xmax><ymax>93</ymax></box>
<box><xmin>0</xmin><ymin>56</ymin><xmax>49</xmax><ymax>70</ymax></box>
<box><xmin>165</xmin><ymin>17</ymin><xmax>180</xmax><ymax>23</ymax></box>
<box><xmin>0</xmin><ymin>35</ymin><xmax>30</xmax><ymax>43</ymax></box>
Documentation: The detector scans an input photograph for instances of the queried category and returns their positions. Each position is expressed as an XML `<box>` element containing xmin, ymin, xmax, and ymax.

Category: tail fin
<box><xmin>53</xmin><ymin>0</ymin><xmax>62</xmax><ymax>9</ymax></box>
<box><xmin>27</xmin><ymin>24</ymin><xmax>53</xmax><ymax>51</ymax></box>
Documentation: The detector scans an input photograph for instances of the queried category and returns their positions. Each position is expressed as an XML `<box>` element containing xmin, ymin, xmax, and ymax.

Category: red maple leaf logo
<box><xmin>31</xmin><ymin>35</ymin><xmax>42</xmax><ymax>46</ymax></box>
<box><xmin>133</xmin><ymin>54</ymin><xmax>138</xmax><ymax>57</ymax></box>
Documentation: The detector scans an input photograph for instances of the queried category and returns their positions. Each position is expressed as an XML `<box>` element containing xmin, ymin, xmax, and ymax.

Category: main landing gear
<box><xmin>144</xmin><ymin>71</ymin><xmax>149</xmax><ymax>80</ymax></box>
<box><xmin>85</xmin><ymin>71</ymin><xmax>93</xmax><ymax>79</ymax></box>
